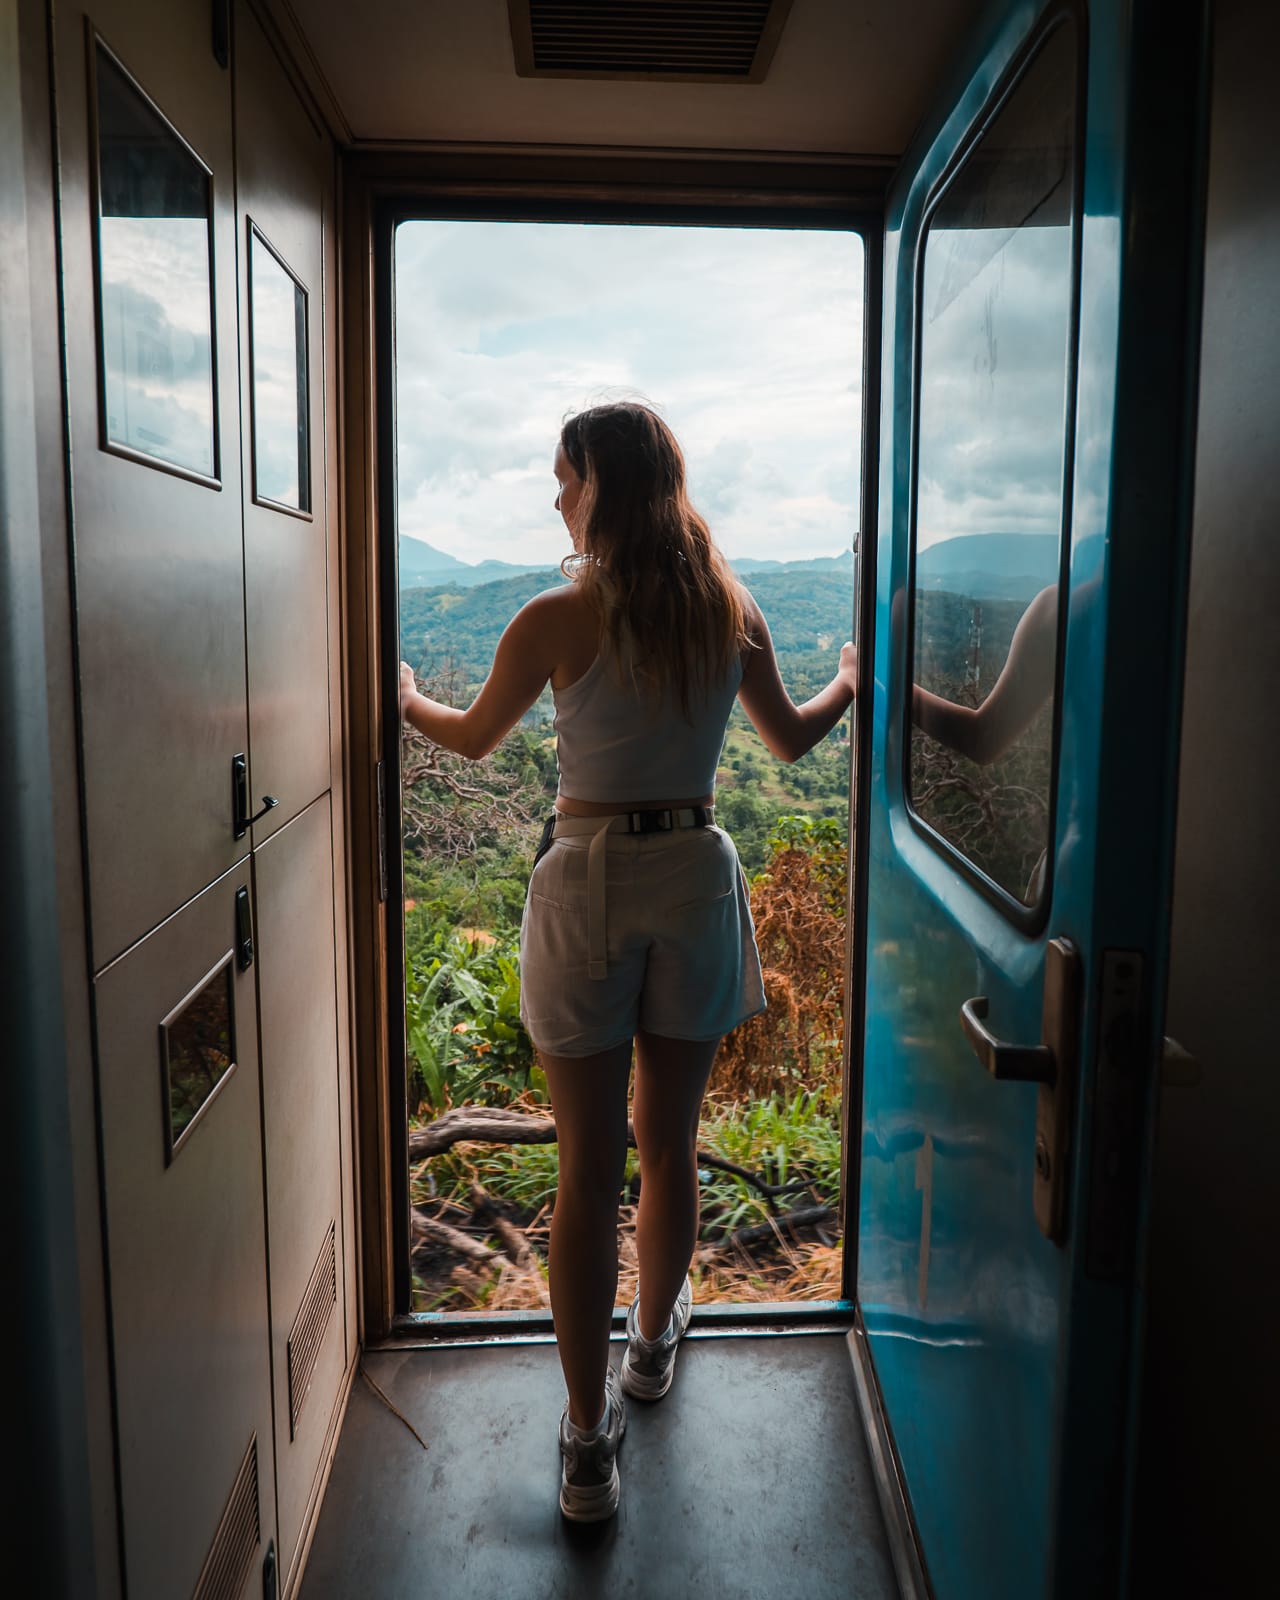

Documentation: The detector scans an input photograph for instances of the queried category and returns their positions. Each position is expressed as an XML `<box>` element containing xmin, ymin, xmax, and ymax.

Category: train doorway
<box><xmin>384</xmin><ymin>217</ymin><xmax>868</xmax><ymax>1321</ymax></box>
<box><xmin>329</xmin><ymin>1</ymin><xmax>1208</xmax><ymax>1595</ymax></box>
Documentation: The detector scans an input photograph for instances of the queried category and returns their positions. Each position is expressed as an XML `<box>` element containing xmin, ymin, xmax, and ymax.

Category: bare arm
<box><xmin>912</xmin><ymin>583</ymin><xmax>1059</xmax><ymax>765</ymax></box>
<box><xmin>399</xmin><ymin>590</ymin><xmax>562</xmax><ymax>760</ymax></box>
<box><xmin>737</xmin><ymin>591</ymin><xmax>857</xmax><ymax>763</ymax></box>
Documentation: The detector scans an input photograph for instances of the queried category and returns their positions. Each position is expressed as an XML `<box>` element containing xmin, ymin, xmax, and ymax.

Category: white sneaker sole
<box><xmin>559</xmin><ymin>1387</ymin><xmax>627</xmax><ymax>1522</ymax></box>
<box><xmin>559</xmin><ymin>1460</ymin><xmax>621</xmax><ymax>1522</ymax></box>
<box><xmin>619</xmin><ymin>1348</ymin><xmax>675</xmax><ymax>1400</ymax></box>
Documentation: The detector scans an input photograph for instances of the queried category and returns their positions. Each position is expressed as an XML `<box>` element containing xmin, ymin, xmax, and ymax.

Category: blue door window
<box><xmin>906</xmin><ymin>21</ymin><xmax>1079</xmax><ymax>910</ymax></box>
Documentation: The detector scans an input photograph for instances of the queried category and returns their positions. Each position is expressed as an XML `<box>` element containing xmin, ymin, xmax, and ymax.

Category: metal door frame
<box><xmin>343</xmin><ymin>157</ymin><xmax>887</xmax><ymax>1336</ymax></box>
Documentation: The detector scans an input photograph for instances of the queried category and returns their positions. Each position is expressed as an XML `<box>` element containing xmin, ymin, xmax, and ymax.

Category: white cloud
<box><xmin>916</xmin><ymin>222</ymin><xmax>1077</xmax><ymax>552</ymax></box>
<box><xmin>394</xmin><ymin>221</ymin><xmax>865</xmax><ymax>565</ymax></box>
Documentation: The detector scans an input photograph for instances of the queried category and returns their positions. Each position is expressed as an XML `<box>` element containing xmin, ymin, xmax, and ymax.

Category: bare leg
<box><xmin>631</xmin><ymin>1030</ymin><xmax>721</xmax><ymax>1342</ymax></box>
<box><xmin>540</xmin><ymin>1040</ymin><xmax>633</xmax><ymax>1429</ymax></box>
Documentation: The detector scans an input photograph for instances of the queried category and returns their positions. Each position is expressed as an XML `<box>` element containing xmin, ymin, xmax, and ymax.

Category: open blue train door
<box><xmin>850</xmin><ymin>1</ymin><xmax>1209</xmax><ymax>1596</ymax></box>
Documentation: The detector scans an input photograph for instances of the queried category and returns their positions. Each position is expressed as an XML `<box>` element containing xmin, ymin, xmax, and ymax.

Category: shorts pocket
<box><xmin>519</xmin><ymin>890</ymin><xmax>580</xmax><ymax>1023</ymax></box>
<box><xmin>667</xmin><ymin>829</ymin><xmax>738</xmax><ymax>910</ymax></box>
<box><xmin>526</xmin><ymin>840</ymin><xmax>587</xmax><ymax>912</ymax></box>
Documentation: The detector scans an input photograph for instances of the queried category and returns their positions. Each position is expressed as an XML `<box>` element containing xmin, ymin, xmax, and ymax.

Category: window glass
<box><xmin>908</xmin><ymin>24</ymin><xmax>1077</xmax><ymax>905</ymax></box>
<box><xmin>162</xmin><ymin>956</ymin><xmax>236</xmax><ymax>1161</ymax></box>
<box><xmin>250</xmin><ymin>228</ymin><xmax>310</xmax><ymax>512</ymax></box>
<box><xmin>94</xmin><ymin>44</ymin><xmax>216</xmax><ymax>479</ymax></box>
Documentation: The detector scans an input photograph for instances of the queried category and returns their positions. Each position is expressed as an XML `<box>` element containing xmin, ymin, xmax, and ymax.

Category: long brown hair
<box><xmin>559</xmin><ymin>403</ymin><xmax>751</xmax><ymax>715</ymax></box>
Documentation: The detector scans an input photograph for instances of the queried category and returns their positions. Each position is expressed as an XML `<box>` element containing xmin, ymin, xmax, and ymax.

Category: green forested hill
<box><xmin>399</xmin><ymin>569</ymin><xmax>567</xmax><ymax>686</ymax></box>
<box><xmin>399</xmin><ymin>563</ymin><xmax>857</xmax><ymax>699</ymax></box>
<box><xmin>398</xmin><ymin>561</ymin><xmax>859</xmax><ymax>890</ymax></box>
<box><xmin>740</xmin><ymin>569</ymin><xmax>855</xmax><ymax>651</ymax></box>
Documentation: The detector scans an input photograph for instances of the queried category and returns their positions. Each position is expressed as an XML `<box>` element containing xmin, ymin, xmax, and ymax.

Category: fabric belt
<box><xmin>546</xmin><ymin>806</ymin><xmax>715</xmax><ymax>979</ymax></box>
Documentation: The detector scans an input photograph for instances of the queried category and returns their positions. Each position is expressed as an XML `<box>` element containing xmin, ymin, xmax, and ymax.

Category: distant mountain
<box><xmin>918</xmin><ymin>532</ymin><xmax>1059</xmax><ymax>580</ymax></box>
<box><xmin>730</xmin><ymin>550</ymin><xmax>854</xmax><ymax>576</ymax></box>
<box><xmin>399</xmin><ymin>536</ymin><xmax>548</xmax><ymax>589</ymax></box>
<box><xmin>916</xmin><ymin>533</ymin><xmax>1059</xmax><ymax>604</ymax></box>
<box><xmin>399</xmin><ymin>537</ymin><xmax>856</xmax><ymax>589</ymax></box>
<box><xmin>398</xmin><ymin>538</ymin><xmax>466</xmax><ymax>581</ymax></box>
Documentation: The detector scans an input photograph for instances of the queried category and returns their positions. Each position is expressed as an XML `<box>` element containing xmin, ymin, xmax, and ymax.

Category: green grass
<box><xmin>413</xmin><ymin>1087</ymin><xmax>841</xmax><ymax>1243</ymax></box>
<box><xmin>697</xmin><ymin>1089</ymin><xmax>841</xmax><ymax>1236</ymax></box>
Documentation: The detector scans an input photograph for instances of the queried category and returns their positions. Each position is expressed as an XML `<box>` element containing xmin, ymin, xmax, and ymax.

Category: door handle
<box><xmin>231</xmin><ymin>753</ymin><xmax>279</xmax><ymax>840</ymax></box>
<box><xmin>960</xmin><ymin>997</ymin><xmax>1055</xmax><ymax>1083</ymax></box>
<box><xmin>235</xmin><ymin>884</ymin><xmax>254</xmax><ymax>969</ymax></box>
<box><xmin>959</xmin><ymin>937</ymin><xmax>1082</xmax><ymax>1243</ymax></box>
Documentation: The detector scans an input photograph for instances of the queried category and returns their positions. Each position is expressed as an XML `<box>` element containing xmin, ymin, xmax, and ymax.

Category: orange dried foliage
<box><xmin>712</xmin><ymin>844</ymin><xmax>847</xmax><ymax>1100</ymax></box>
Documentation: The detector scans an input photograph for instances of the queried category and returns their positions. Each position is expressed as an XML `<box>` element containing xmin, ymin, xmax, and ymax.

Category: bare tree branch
<box><xmin>409</xmin><ymin>1105</ymin><xmax>813</xmax><ymax>1211</ymax></box>
<box><xmin>702</xmin><ymin>1204</ymin><xmax>837</xmax><ymax>1256</ymax></box>
<box><xmin>400</xmin><ymin>664</ymin><xmax>545</xmax><ymax>862</ymax></box>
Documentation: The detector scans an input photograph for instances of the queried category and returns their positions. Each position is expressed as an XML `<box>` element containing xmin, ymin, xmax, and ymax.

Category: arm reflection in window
<box><xmin>911</xmin><ymin>583</ymin><xmax>1059</xmax><ymax>766</ymax></box>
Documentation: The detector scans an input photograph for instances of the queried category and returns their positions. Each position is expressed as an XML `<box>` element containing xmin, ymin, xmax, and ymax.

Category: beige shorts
<box><xmin>519</xmin><ymin>823</ymin><xmax>765</xmax><ymax>1058</ymax></box>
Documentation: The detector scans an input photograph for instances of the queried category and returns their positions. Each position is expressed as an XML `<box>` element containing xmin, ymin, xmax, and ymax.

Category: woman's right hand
<box><xmin>838</xmin><ymin>641</ymin><xmax>859</xmax><ymax>699</ymax></box>
<box><xmin>399</xmin><ymin>661</ymin><xmax>417</xmax><ymax>717</ymax></box>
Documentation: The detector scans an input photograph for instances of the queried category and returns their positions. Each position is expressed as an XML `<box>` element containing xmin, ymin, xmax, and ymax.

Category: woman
<box><xmin>400</xmin><ymin>402</ymin><xmax>857</xmax><ymax>1522</ymax></box>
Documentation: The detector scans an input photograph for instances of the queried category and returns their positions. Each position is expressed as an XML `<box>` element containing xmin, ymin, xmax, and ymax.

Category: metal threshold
<box><xmin>372</xmin><ymin>1298</ymin><xmax>856</xmax><ymax>1348</ymax></box>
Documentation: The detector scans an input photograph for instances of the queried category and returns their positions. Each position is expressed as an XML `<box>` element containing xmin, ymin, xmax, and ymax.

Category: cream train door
<box><xmin>55</xmin><ymin>1</ymin><xmax>270</xmax><ymax>1595</ymax></box>
<box><xmin>233</xmin><ymin>4</ymin><xmax>351</xmax><ymax>1590</ymax></box>
<box><xmin>58</xmin><ymin>0</ymin><xmax>352</xmax><ymax>1594</ymax></box>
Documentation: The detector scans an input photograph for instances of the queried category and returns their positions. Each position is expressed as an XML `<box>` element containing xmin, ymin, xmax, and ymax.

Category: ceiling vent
<box><xmin>508</xmin><ymin>1</ymin><xmax>795</xmax><ymax>83</ymax></box>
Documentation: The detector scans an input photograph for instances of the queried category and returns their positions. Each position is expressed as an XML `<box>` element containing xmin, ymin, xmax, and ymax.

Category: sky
<box><xmin>100</xmin><ymin>217</ymin><xmax>215</xmax><ymax>478</ymax></box>
<box><xmin>915</xmin><ymin>220</ymin><xmax>1074</xmax><ymax>553</ymax></box>
<box><xmin>393</xmin><ymin>221</ymin><xmax>865</xmax><ymax>568</ymax></box>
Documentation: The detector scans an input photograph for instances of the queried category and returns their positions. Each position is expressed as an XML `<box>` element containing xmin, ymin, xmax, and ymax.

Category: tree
<box><xmin>713</xmin><ymin>816</ymin><xmax>848</xmax><ymax>1101</ymax></box>
<box><xmin>400</xmin><ymin>664</ymin><xmax>547</xmax><ymax>864</ymax></box>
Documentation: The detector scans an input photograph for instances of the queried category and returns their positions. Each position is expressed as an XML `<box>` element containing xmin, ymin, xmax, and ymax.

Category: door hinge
<box><xmin>376</xmin><ymin>760</ymin><xmax>388</xmax><ymax>903</ymax></box>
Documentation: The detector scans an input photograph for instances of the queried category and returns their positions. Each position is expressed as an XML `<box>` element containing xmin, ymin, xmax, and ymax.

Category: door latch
<box><xmin>235</xmin><ymin>885</ymin><xmax>254</xmax><ymax>970</ymax></box>
<box><xmin>960</xmin><ymin>937</ymin><xmax>1081</xmax><ymax>1242</ymax></box>
<box><xmin>232</xmin><ymin>753</ymin><xmax>279</xmax><ymax>839</ymax></box>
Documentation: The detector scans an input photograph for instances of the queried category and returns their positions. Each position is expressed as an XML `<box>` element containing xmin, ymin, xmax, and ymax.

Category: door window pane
<box><xmin>908</xmin><ymin>23</ymin><xmax>1078</xmax><ymax>906</ymax></box>
<box><xmin>93</xmin><ymin>43</ymin><xmax>217</xmax><ymax>480</ymax></box>
<box><xmin>161</xmin><ymin>955</ymin><xmax>236</xmax><ymax>1161</ymax></box>
<box><xmin>249</xmin><ymin>227</ymin><xmax>311</xmax><ymax>512</ymax></box>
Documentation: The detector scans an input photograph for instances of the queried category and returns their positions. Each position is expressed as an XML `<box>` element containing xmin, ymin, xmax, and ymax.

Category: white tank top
<box><xmin>553</xmin><ymin>645</ymin><xmax>744</xmax><ymax>803</ymax></box>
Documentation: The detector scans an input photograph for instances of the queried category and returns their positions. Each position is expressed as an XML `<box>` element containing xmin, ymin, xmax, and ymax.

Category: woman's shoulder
<box><xmin>735</xmin><ymin>582</ymin><xmax>766</xmax><ymax>638</ymax></box>
<box><xmin>520</xmin><ymin>580</ymin><xmax>594</xmax><ymax>631</ymax></box>
<box><xmin>515</xmin><ymin>581</ymin><xmax>599</xmax><ymax>679</ymax></box>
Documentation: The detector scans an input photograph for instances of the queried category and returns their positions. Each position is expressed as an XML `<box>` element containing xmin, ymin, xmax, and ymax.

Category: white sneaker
<box><xmin>619</xmin><ymin>1275</ymin><xmax>693</xmax><ymax>1401</ymax></box>
<box><xmin>558</xmin><ymin>1367</ymin><xmax>627</xmax><ymax>1522</ymax></box>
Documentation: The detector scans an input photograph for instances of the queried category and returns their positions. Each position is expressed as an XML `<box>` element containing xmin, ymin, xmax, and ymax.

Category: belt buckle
<box><xmin>629</xmin><ymin>809</ymin><xmax>672</xmax><ymax>835</ymax></box>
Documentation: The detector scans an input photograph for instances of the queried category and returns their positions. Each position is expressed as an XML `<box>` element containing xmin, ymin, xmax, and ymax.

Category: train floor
<box><xmin>299</xmin><ymin>1327</ymin><xmax>899</xmax><ymax>1600</ymax></box>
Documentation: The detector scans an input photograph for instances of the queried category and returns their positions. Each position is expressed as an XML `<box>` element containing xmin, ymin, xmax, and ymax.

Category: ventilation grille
<box><xmin>288</xmin><ymin>1222</ymin><xmax>337</xmax><ymax>1438</ymax></box>
<box><xmin>192</xmin><ymin>1435</ymin><xmax>260</xmax><ymax>1600</ymax></box>
<box><xmin>509</xmin><ymin>0</ymin><xmax>794</xmax><ymax>82</ymax></box>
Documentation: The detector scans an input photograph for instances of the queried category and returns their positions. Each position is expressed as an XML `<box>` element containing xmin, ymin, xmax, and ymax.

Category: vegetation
<box><xmin>400</xmin><ymin>563</ymin><xmax>856</xmax><ymax>1311</ymax></box>
<box><xmin>400</xmin><ymin>563</ymin><xmax>1056</xmax><ymax>1310</ymax></box>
